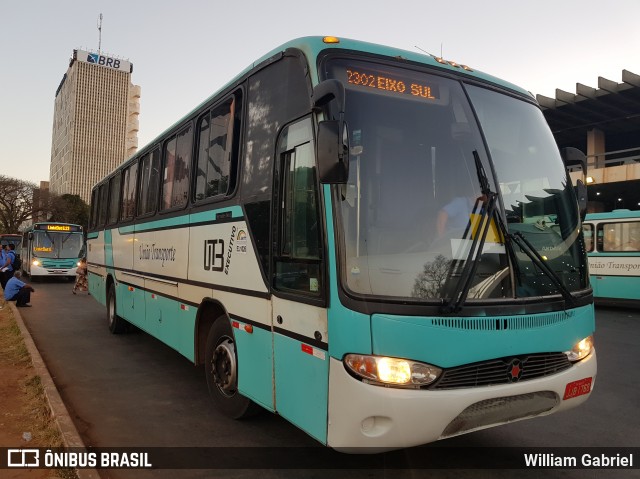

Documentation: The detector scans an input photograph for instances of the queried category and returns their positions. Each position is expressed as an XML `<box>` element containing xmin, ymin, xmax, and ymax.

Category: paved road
<box><xmin>19</xmin><ymin>280</ymin><xmax>640</xmax><ymax>479</ymax></box>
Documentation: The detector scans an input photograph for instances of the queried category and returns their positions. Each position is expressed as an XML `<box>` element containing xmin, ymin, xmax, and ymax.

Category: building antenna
<box><xmin>97</xmin><ymin>13</ymin><xmax>103</xmax><ymax>53</ymax></box>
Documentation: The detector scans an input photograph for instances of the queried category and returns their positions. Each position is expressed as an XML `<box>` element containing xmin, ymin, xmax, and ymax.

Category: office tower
<box><xmin>49</xmin><ymin>49</ymin><xmax>140</xmax><ymax>203</ymax></box>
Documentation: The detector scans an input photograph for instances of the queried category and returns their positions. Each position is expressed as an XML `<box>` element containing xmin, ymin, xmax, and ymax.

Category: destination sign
<box><xmin>345</xmin><ymin>67</ymin><xmax>440</xmax><ymax>101</ymax></box>
<box><xmin>34</xmin><ymin>224</ymin><xmax>82</xmax><ymax>232</ymax></box>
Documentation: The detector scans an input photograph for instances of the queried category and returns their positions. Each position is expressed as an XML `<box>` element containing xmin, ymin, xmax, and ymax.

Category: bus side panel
<box><xmin>233</xmin><ymin>319</ymin><xmax>274</xmax><ymax>411</ymax></box>
<box><xmin>117</xmin><ymin>281</ymin><xmax>146</xmax><ymax>328</ymax></box>
<box><xmin>87</xmin><ymin>231</ymin><xmax>106</xmax><ymax>306</ymax></box>
<box><xmin>273</xmin><ymin>332</ymin><xmax>328</xmax><ymax>444</ymax></box>
<box><xmin>588</xmin><ymin>253</ymin><xmax>640</xmax><ymax>302</ymax></box>
<box><xmin>594</xmin><ymin>275</ymin><xmax>639</xmax><ymax>302</ymax></box>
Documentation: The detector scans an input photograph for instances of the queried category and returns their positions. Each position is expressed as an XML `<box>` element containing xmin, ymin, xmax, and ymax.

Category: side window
<box><xmin>90</xmin><ymin>188</ymin><xmax>99</xmax><ymax>229</ymax></box>
<box><xmin>97</xmin><ymin>183</ymin><xmax>109</xmax><ymax>227</ymax></box>
<box><xmin>274</xmin><ymin>118</ymin><xmax>323</xmax><ymax>296</ymax></box>
<box><xmin>583</xmin><ymin>224</ymin><xmax>594</xmax><ymax>252</ymax></box>
<box><xmin>107</xmin><ymin>173</ymin><xmax>122</xmax><ymax>225</ymax></box>
<box><xmin>138</xmin><ymin>149</ymin><xmax>161</xmax><ymax>216</ymax></box>
<box><xmin>162</xmin><ymin>126</ymin><xmax>193</xmax><ymax>210</ymax></box>
<box><xmin>195</xmin><ymin>97</ymin><xmax>237</xmax><ymax>201</ymax></box>
<box><xmin>120</xmin><ymin>162</ymin><xmax>138</xmax><ymax>221</ymax></box>
<box><xmin>601</xmin><ymin>221</ymin><xmax>640</xmax><ymax>252</ymax></box>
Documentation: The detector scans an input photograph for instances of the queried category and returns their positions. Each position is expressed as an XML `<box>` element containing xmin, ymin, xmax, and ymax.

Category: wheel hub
<box><xmin>211</xmin><ymin>338</ymin><xmax>237</xmax><ymax>396</ymax></box>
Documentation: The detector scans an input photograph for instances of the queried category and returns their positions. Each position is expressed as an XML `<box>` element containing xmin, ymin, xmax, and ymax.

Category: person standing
<box><xmin>72</xmin><ymin>257</ymin><xmax>88</xmax><ymax>294</ymax></box>
<box><xmin>0</xmin><ymin>244</ymin><xmax>16</xmax><ymax>289</ymax></box>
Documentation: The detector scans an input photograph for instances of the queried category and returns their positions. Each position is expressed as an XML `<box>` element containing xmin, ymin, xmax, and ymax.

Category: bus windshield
<box><xmin>328</xmin><ymin>58</ymin><xmax>588</xmax><ymax>303</ymax></box>
<box><xmin>32</xmin><ymin>231</ymin><xmax>84</xmax><ymax>259</ymax></box>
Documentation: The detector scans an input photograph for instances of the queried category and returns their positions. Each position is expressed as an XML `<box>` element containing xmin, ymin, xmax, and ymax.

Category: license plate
<box><xmin>563</xmin><ymin>377</ymin><xmax>593</xmax><ymax>400</ymax></box>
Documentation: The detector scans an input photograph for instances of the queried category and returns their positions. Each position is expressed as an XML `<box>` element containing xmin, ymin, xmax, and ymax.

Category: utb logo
<box><xmin>88</xmin><ymin>53</ymin><xmax>121</xmax><ymax>70</ymax></box>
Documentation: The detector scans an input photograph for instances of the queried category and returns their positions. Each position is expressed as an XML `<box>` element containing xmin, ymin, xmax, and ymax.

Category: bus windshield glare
<box><xmin>329</xmin><ymin>59</ymin><xmax>588</xmax><ymax>302</ymax></box>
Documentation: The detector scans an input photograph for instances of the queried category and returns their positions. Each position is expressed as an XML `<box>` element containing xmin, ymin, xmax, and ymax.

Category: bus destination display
<box><xmin>34</xmin><ymin>224</ymin><xmax>82</xmax><ymax>232</ymax></box>
<box><xmin>346</xmin><ymin>68</ymin><xmax>439</xmax><ymax>100</ymax></box>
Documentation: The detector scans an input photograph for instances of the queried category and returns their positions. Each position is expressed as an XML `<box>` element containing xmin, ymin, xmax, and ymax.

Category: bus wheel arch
<box><xmin>106</xmin><ymin>279</ymin><xmax>126</xmax><ymax>334</ymax></box>
<box><xmin>195</xmin><ymin>299</ymin><xmax>228</xmax><ymax>366</ymax></box>
<box><xmin>204</xmin><ymin>312</ymin><xmax>260</xmax><ymax>419</ymax></box>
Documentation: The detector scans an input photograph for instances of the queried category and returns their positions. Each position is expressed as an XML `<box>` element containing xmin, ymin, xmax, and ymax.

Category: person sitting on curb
<box><xmin>4</xmin><ymin>270</ymin><xmax>35</xmax><ymax>307</ymax></box>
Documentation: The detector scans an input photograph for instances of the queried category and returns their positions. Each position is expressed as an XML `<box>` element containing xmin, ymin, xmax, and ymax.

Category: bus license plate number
<box><xmin>563</xmin><ymin>377</ymin><xmax>592</xmax><ymax>400</ymax></box>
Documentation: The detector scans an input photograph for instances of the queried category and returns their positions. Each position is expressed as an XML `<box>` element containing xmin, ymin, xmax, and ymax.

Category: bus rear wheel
<box><xmin>107</xmin><ymin>284</ymin><xmax>126</xmax><ymax>334</ymax></box>
<box><xmin>205</xmin><ymin>317</ymin><xmax>259</xmax><ymax>419</ymax></box>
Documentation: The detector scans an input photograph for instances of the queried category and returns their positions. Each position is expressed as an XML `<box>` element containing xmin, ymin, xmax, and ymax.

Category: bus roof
<box><xmin>585</xmin><ymin>209</ymin><xmax>640</xmax><ymax>221</ymax></box>
<box><xmin>111</xmin><ymin>36</ymin><xmax>534</xmax><ymax>180</ymax></box>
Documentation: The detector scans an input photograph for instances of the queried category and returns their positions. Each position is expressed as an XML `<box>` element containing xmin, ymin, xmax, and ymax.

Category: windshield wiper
<box><xmin>440</xmin><ymin>151</ymin><xmax>497</xmax><ymax>314</ymax></box>
<box><xmin>507</xmin><ymin>231</ymin><xmax>576</xmax><ymax>308</ymax></box>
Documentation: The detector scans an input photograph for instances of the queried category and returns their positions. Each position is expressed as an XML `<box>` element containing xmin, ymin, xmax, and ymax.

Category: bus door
<box><xmin>271</xmin><ymin>117</ymin><xmax>329</xmax><ymax>444</ymax></box>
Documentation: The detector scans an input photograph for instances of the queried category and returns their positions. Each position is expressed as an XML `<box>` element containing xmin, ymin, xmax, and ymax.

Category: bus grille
<box><xmin>429</xmin><ymin>311</ymin><xmax>574</xmax><ymax>331</ymax></box>
<box><xmin>41</xmin><ymin>259</ymin><xmax>77</xmax><ymax>269</ymax></box>
<box><xmin>431</xmin><ymin>353</ymin><xmax>571</xmax><ymax>389</ymax></box>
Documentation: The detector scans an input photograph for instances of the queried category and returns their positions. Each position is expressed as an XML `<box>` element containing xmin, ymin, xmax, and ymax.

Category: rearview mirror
<box><xmin>317</xmin><ymin>121</ymin><xmax>349</xmax><ymax>183</ymax></box>
<box><xmin>313</xmin><ymin>79</ymin><xmax>349</xmax><ymax>184</ymax></box>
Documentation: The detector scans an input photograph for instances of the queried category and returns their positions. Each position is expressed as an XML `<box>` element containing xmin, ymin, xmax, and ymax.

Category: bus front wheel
<box><xmin>107</xmin><ymin>284</ymin><xmax>126</xmax><ymax>334</ymax></box>
<box><xmin>205</xmin><ymin>317</ymin><xmax>259</xmax><ymax>419</ymax></box>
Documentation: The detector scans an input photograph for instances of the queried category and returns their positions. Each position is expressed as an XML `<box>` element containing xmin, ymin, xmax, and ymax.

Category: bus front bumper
<box><xmin>30</xmin><ymin>264</ymin><xmax>77</xmax><ymax>277</ymax></box>
<box><xmin>326</xmin><ymin>350</ymin><xmax>597</xmax><ymax>452</ymax></box>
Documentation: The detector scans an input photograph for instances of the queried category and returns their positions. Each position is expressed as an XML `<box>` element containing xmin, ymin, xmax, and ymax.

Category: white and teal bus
<box><xmin>88</xmin><ymin>37</ymin><xmax>596</xmax><ymax>451</ymax></box>
<box><xmin>21</xmin><ymin>222</ymin><xmax>84</xmax><ymax>280</ymax></box>
<box><xmin>584</xmin><ymin>209</ymin><xmax>640</xmax><ymax>307</ymax></box>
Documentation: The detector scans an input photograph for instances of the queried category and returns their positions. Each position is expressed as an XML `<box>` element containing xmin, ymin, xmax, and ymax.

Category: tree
<box><xmin>412</xmin><ymin>254</ymin><xmax>452</xmax><ymax>299</ymax></box>
<box><xmin>47</xmin><ymin>194</ymin><xmax>90</xmax><ymax>228</ymax></box>
<box><xmin>0</xmin><ymin>175</ymin><xmax>38</xmax><ymax>233</ymax></box>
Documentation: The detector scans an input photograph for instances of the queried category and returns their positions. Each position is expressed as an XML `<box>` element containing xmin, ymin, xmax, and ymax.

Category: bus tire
<box><xmin>205</xmin><ymin>316</ymin><xmax>260</xmax><ymax>419</ymax></box>
<box><xmin>107</xmin><ymin>284</ymin><xmax>126</xmax><ymax>334</ymax></box>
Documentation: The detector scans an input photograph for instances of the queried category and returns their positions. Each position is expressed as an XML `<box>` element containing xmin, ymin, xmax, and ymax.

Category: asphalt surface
<box><xmin>17</xmin><ymin>279</ymin><xmax>640</xmax><ymax>479</ymax></box>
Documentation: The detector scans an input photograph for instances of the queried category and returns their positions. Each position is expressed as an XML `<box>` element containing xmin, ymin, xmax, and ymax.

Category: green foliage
<box><xmin>0</xmin><ymin>175</ymin><xmax>38</xmax><ymax>234</ymax></box>
<box><xmin>47</xmin><ymin>194</ymin><xmax>90</xmax><ymax>229</ymax></box>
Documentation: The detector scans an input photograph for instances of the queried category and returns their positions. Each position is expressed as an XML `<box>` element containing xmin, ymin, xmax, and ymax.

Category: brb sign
<box><xmin>76</xmin><ymin>49</ymin><xmax>131</xmax><ymax>73</ymax></box>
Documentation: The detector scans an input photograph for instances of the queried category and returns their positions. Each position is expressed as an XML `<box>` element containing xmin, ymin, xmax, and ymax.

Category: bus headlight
<box><xmin>564</xmin><ymin>335</ymin><xmax>594</xmax><ymax>362</ymax></box>
<box><xmin>32</xmin><ymin>260</ymin><xmax>40</xmax><ymax>266</ymax></box>
<box><xmin>344</xmin><ymin>354</ymin><xmax>441</xmax><ymax>387</ymax></box>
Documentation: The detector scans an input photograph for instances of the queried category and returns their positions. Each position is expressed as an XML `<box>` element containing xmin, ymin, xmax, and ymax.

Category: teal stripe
<box><xmin>323</xmin><ymin>185</ymin><xmax>372</xmax><ymax>359</ymax></box>
<box><xmin>113</xmin><ymin>206</ymin><xmax>244</xmax><ymax>234</ymax></box>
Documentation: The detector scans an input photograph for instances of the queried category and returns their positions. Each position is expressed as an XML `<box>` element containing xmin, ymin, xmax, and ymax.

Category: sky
<box><xmin>1</xmin><ymin>0</ymin><xmax>640</xmax><ymax>185</ymax></box>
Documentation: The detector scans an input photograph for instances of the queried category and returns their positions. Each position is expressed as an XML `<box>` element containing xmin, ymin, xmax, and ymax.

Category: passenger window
<box><xmin>120</xmin><ymin>162</ymin><xmax>138</xmax><ymax>221</ymax></box>
<box><xmin>195</xmin><ymin>98</ymin><xmax>237</xmax><ymax>201</ymax></box>
<box><xmin>162</xmin><ymin>126</ymin><xmax>193</xmax><ymax>210</ymax></box>
<box><xmin>583</xmin><ymin>224</ymin><xmax>593</xmax><ymax>252</ymax></box>
<box><xmin>138</xmin><ymin>149</ymin><xmax>160</xmax><ymax>216</ymax></box>
<box><xmin>97</xmin><ymin>184</ymin><xmax>109</xmax><ymax>226</ymax></box>
<box><xmin>90</xmin><ymin>188</ymin><xmax>99</xmax><ymax>229</ymax></box>
<box><xmin>601</xmin><ymin>221</ymin><xmax>640</xmax><ymax>252</ymax></box>
<box><xmin>107</xmin><ymin>173</ymin><xmax>122</xmax><ymax>225</ymax></box>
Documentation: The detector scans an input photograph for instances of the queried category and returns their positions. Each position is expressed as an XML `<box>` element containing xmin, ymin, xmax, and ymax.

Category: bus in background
<box><xmin>584</xmin><ymin>209</ymin><xmax>640</xmax><ymax>306</ymax></box>
<box><xmin>0</xmin><ymin>233</ymin><xmax>23</xmax><ymax>250</ymax></box>
<box><xmin>88</xmin><ymin>37</ymin><xmax>595</xmax><ymax>451</ymax></box>
<box><xmin>21</xmin><ymin>223</ymin><xmax>84</xmax><ymax>280</ymax></box>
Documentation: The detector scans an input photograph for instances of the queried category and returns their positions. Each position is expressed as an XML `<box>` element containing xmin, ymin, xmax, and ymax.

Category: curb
<box><xmin>9</xmin><ymin>300</ymin><xmax>101</xmax><ymax>479</ymax></box>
